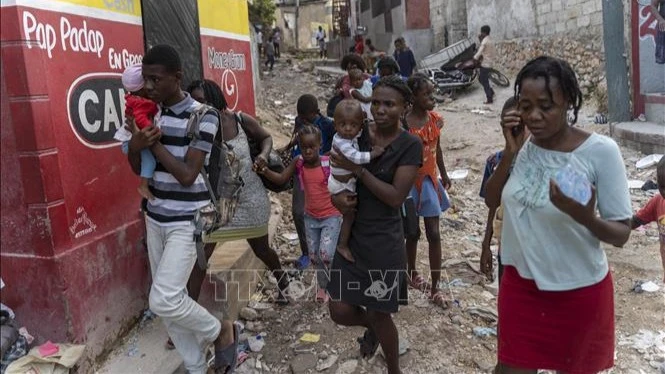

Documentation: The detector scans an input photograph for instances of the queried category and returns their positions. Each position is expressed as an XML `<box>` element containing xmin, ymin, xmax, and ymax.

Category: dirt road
<box><xmin>235</xmin><ymin>57</ymin><xmax>665</xmax><ymax>374</ymax></box>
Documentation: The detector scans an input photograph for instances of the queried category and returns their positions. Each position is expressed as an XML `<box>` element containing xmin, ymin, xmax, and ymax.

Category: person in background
<box><xmin>393</xmin><ymin>37</ymin><xmax>417</xmax><ymax>77</ymax></box>
<box><xmin>354</xmin><ymin>34</ymin><xmax>365</xmax><ymax>55</ymax></box>
<box><xmin>348</xmin><ymin>68</ymin><xmax>374</xmax><ymax>120</ymax></box>
<box><xmin>328</xmin><ymin>54</ymin><xmax>370</xmax><ymax>117</ymax></box>
<box><xmin>478</xmin><ymin>96</ymin><xmax>525</xmax><ymax>282</ymax></box>
<box><xmin>273</xmin><ymin>28</ymin><xmax>282</xmax><ymax>58</ymax></box>
<box><xmin>280</xmin><ymin>95</ymin><xmax>336</xmax><ymax>270</ymax></box>
<box><xmin>403</xmin><ymin>74</ymin><xmax>452</xmax><ymax>307</ymax></box>
<box><xmin>474</xmin><ymin>25</ymin><xmax>497</xmax><ymax>104</ymax></box>
<box><xmin>257</xmin><ymin>28</ymin><xmax>263</xmax><ymax>57</ymax></box>
<box><xmin>485</xmin><ymin>56</ymin><xmax>631</xmax><ymax>374</ymax></box>
<box><xmin>265</xmin><ymin>37</ymin><xmax>275</xmax><ymax>72</ymax></box>
<box><xmin>370</xmin><ymin>56</ymin><xmax>405</xmax><ymax>86</ymax></box>
<box><xmin>316</xmin><ymin>25</ymin><xmax>328</xmax><ymax>59</ymax></box>
<box><xmin>364</xmin><ymin>38</ymin><xmax>379</xmax><ymax>74</ymax></box>
<box><xmin>631</xmin><ymin>156</ymin><xmax>665</xmax><ymax>283</ymax></box>
<box><xmin>652</xmin><ymin>0</ymin><xmax>665</xmax><ymax>64</ymax></box>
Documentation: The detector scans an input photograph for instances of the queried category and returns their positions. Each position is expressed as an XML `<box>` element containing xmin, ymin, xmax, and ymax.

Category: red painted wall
<box><xmin>405</xmin><ymin>0</ymin><xmax>431</xmax><ymax>30</ymax></box>
<box><xmin>201</xmin><ymin>34</ymin><xmax>256</xmax><ymax>115</ymax></box>
<box><xmin>0</xmin><ymin>3</ymin><xmax>150</xmax><ymax>363</ymax></box>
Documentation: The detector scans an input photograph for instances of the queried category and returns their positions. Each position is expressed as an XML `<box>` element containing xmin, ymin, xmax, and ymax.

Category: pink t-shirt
<box><xmin>301</xmin><ymin>165</ymin><xmax>340</xmax><ymax>219</ymax></box>
<box><xmin>636</xmin><ymin>194</ymin><xmax>665</xmax><ymax>245</ymax></box>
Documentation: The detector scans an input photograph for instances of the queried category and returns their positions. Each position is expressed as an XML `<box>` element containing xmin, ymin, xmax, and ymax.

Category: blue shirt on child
<box><xmin>291</xmin><ymin>114</ymin><xmax>335</xmax><ymax>157</ymax></box>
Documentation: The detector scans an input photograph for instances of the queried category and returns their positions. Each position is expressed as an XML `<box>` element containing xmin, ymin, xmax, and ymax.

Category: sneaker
<box><xmin>296</xmin><ymin>255</ymin><xmax>310</xmax><ymax>270</ymax></box>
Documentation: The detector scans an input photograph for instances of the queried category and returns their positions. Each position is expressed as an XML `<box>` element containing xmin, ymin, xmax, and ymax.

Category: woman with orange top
<box><xmin>404</xmin><ymin>73</ymin><xmax>452</xmax><ymax>308</ymax></box>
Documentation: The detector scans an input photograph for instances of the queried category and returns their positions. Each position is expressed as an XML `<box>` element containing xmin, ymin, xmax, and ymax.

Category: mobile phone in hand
<box><xmin>511</xmin><ymin>125</ymin><xmax>524</xmax><ymax>137</ymax></box>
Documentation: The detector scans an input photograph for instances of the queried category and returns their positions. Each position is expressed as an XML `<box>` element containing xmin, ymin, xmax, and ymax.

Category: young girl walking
<box><xmin>404</xmin><ymin>73</ymin><xmax>452</xmax><ymax>308</ymax></box>
<box><xmin>257</xmin><ymin>125</ymin><xmax>341</xmax><ymax>303</ymax></box>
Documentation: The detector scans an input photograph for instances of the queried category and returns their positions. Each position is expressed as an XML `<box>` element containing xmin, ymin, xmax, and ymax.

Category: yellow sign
<box><xmin>54</xmin><ymin>0</ymin><xmax>142</xmax><ymax>16</ymax></box>
<box><xmin>197</xmin><ymin>0</ymin><xmax>250</xmax><ymax>36</ymax></box>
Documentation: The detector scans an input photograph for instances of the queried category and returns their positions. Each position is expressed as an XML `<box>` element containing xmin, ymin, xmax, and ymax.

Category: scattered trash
<box><xmin>641</xmin><ymin>180</ymin><xmax>658</xmax><ymax>191</ymax></box>
<box><xmin>139</xmin><ymin>309</ymin><xmax>156</xmax><ymax>326</ymax></box>
<box><xmin>618</xmin><ymin>329</ymin><xmax>665</xmax><ymax>353</ymax></box>
<box><xmin>636</xmin><ymin>154</ymin><xmax>664</xmax><ymax>169</ymax></box>
<box><xmin>274</xmin><ymin>100</ymin><xmax>283</xmax><ymax>106</ymax></box>
<box><xmin>240</xmin><ymin>307</ymin><xmax>259</xmax><ymax>321</ymax></box>
<box><xmin>299</xmin><ymin>333</ymin><xmax>321</xmax><ymax>343</ymax></box>
<box><xmin>594</xmin><ymin>113</ymin><xmax>607</xmax><ymax>124</ymax></box>
<box><xmin>446</xmin><ymin>279</ymin><xmax>472</xmax><ymax>288</ymax></box>
<box><xmin>637</xmin><ymin>113</ymin><xmax>647</xmax><ymax>122</ymax></box>
<box><xmin>248</xmin><ymin>334</ymin><xmax>265</xmax><ymax>352</ymax></box>
<box><xmin>37</xmin><ymin>341</ymin><xmax>59</xmax><ymax>357</ymax></box>
<box><xmin>471</xmin><ymin>109</ymin><xmax>489</xmax><ymax>115</ymax></box>
<box><xmin>632</xmin><ymin>280</ymin><xmax>661</xmax><ymax>293</ymax></box>
<box><xmin>248</xmin><ymin>301</ymin><xmax>274</xmax><ymax>311</ymax></box>
<box><xmin>282</xmin><ymin>232</ymin><xmax>299</xmax><ymax>244</ymax></box>
<box><xmin>628</xmin><ymin>180</ymin><xmax>645</xmax><ymax>189</ymax></box>
<box><xmin>473</xmin><ymin>326</ymin><xmax>497</xmax><ymax>337</ymax></box>
<box><xmin>316</xmin><ymin>354</ymin><xmax>338</xmax><ymax>371</ymax></box>
<box><xmin>466</xmin><ymin>306</ymin><xmax>498</xmax><ymax>323</ymax></box>
<box><xmin>399</xmin><ymin>338</ymin><xmax>410</xmax><ymax>355</ymax></box>
<box><xmin>283</xmin><ymin>114</ymin><xmax>296</xmax><ymax>121</ymax></box>
<box><xmin>448</xmin><ymin>169</ymin><xmax>469</xmax><ymax>180</ymax></box>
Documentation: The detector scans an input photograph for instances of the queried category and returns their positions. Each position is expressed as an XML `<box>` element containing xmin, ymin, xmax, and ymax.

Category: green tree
<box><xmin>248</xmin><ymin>0</ymin><xmax>276</xmax><ymax>29</ymax></box>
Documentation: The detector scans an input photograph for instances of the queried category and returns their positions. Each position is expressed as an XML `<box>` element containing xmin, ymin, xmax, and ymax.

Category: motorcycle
<box><xmin>419</xmin><ymin>38</ymin><xmax>510</xmax><ymax>101</ymax></box>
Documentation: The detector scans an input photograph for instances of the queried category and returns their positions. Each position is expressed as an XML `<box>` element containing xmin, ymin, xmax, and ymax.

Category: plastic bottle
<box><xmin>248</xmin><ymin>334</ymin><xmax>265</xmax><ymax>352</ymax></box>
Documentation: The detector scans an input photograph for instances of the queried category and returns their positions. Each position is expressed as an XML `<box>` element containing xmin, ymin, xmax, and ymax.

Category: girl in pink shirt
<box><xmin>257</xmin><ymin>125</ymin><xmax>342</xmax><ymax>303</ymax></box>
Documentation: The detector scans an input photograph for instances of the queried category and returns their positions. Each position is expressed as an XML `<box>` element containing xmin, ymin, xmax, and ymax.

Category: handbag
<box><xmin>236</xmin><ymin>112</ymin><xmax>292</xmax><ymax>192</ymax></box>
<box><xmin>401</xmin><ymin>196</ymin><xmax>420</xmax><ymax>239</ymax></box>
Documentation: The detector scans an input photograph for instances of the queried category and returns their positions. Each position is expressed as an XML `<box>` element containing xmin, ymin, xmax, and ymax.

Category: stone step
<box><xmin>611</xmin><ymin>121</ymin><xmax>665</xmax><ymax>155</ymax></box>
<box><xmin>645</xmin><ymin>93</ymin><xmax>665</xmax><ymax>125</ymax></box>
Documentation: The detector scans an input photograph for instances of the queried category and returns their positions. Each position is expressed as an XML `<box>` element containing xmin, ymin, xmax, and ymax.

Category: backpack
<box><xmin>186</xmin><ymin>104</ymin><xmax>243</xmax><ymax>268</ymax></box>
<box><xmin>295</xmin><ymin>155</ymin><xmax>331</xmax><ymax>191</ymax></box>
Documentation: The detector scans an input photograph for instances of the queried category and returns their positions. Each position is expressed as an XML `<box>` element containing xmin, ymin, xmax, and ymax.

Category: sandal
<box><xmin>429</xmin><ymin>290</ymin><xmax>451</xmax><ymax>309</ymax></box>
<box><xmin>165</xmin><ymin>337</ymin><xmax>175</xmax><ymax>350</ymax></box>
<box><xmin>408</xmin><ymin>274</ymin><xmax>431</xmax><ymax>292</ymax></box>
<box><xmin>357</xmin><ymin>329</ymin><xmax>379</xmax><ymax>359</ymax></box>
<box><xmin>213</xmin><ymin>322</ymin><xmax>240</xmax><ymax>374</ymax></box>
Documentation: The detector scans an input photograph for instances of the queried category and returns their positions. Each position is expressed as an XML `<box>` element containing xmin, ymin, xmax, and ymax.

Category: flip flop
<box><xmin>357</xmin><ymin>328</ymin><xmax>379</xmax><ymax>359</ymax></box>
<box><xmin>213</xmin><ymin>322</ymin><xmax>240</xmax><ymax>374</ymax></box>
<box><xmin>408</xmin><ymin>275</ymin><xmax>431</xmax><ymax>292</ymax></box>
<box><xmin>429</xmin><ymin>290</ymin><xmax>451</xmax><ymax>309</ymax></box>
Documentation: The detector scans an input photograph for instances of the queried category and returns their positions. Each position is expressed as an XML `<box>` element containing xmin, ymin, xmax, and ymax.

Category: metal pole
<box><xmin>295</xmin><ymin>0</ymin><xmax>300</xmax><ymax>49</ymax></box>
<box><xmin>602</xmin><ymin>0</ymin><xmax>631</xmax><ymax>122</ymax></box>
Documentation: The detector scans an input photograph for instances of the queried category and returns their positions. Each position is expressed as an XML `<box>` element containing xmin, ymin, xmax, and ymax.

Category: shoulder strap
<box><xmin>186</xmin><ymin>103</ymin><xmax>223</xmax><ymax>203</ymax></box>
<box><xmin>320</xmin><ymin>156</ymin><xmax>331</xmax><ymax>184</ymax></box>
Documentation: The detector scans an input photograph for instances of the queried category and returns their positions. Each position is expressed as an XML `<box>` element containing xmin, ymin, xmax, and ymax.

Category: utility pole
<box><xmin>601</xmin><ymin>0</ymin><xmax>631</xmax><ymax>122</ymax></box>
<box><xmin>295</xmin><ymin>0</ymin><xmax>300</xmax><ymax>49</ymax></box>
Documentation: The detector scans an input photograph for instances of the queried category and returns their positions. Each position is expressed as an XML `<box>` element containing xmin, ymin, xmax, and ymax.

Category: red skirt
<box><xmin>498</xmin><ymin>266</ymin><xmax>614</xmax><ymax>373</ymax></box>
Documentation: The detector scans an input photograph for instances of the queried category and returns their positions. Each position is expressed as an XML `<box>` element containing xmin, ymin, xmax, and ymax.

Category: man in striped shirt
<box><xmin>127</xmin><ymin>45</ymin><xmax>236</xmax><ymax>373</ymax></box>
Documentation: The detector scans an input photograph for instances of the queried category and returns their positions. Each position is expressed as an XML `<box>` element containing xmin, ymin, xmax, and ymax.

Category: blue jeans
<box><xmin>304</xmin><ymin>214</ymin><xmax>342</xmax><ymax>289</ymax></box>
<box><xmin>122</xmin><ymin>141</ymin><xmax>157</xmax><ymax>178</ymax></box>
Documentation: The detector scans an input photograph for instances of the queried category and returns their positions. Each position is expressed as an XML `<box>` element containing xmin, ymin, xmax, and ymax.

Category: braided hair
<box><xmin>407</xmin><ymin>73</ymin><xmax>431</xmax><ymax>96</ymax></box>
<box><xmin>187</xmin><ymin>79</ymin><xmax>229</xmax><ymax>111</ymax></box>
<box><xmin>340</xmin><ymin>53</ymin><xmax>367</xmax><ymax>71</ymax></box>
<box><xmin>514</xmin><ymin>56</ymin><xmax>583</xmax><ymax>124</ymax></box>
<box><xmin>374</xmin><ymin>75</ymin><xmax>413</xmax><ymax>106</ymax></box>
<box><xmin>297</xmin><ymin>124</ymin><xmax>322</xmax><ymax>145</ymax></box>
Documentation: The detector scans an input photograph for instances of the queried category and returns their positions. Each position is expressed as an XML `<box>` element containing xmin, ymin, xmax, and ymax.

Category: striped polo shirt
<box><xmin>146</xmin><ymin>93</ymin><xmax>218</xmax><ymax>225</ymax></box>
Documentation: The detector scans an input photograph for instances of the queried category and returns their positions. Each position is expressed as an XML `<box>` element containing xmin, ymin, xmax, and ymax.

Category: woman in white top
<box><xmin>485</xmin><ymin>56</ymin><xmax>632</xmax><ymax>374</ymax></box>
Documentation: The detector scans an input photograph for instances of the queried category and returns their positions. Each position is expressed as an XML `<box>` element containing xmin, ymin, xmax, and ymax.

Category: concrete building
<box><xmin>275</xmin><ymin>0</ymin><xmax>334</xmax><ymax>50</ymax></box>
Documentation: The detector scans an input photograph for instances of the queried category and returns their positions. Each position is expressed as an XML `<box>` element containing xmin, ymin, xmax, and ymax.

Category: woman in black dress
<box><xmin>327</xmin><ymin>76</ymin><xmax>422</xmax><ymax>374</ymax></box>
